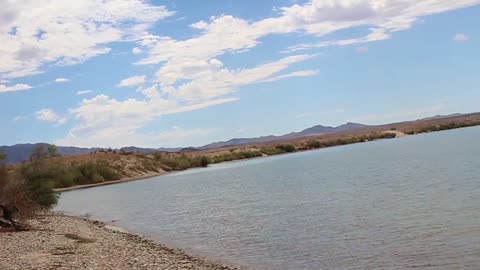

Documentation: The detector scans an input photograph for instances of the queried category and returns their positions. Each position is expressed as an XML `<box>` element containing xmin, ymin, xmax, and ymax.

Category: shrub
<box><xmin>153</xmin><ymin>152</ymin><xmax>212</xmax><ymax>170</ymax></box>
<box><xmin>212</xmin><ymin>150</ymin><xmax>262</xmax><ymax>163</ymax></box>
<box><xmin>73</xmin><ymin>160</ymin><xmax>120</xmax><ymax>185</ymax></box>
<box><xmin>1</xmin><ymin>165</ymin><xmax>40</xmax><ymax>230</ymax></box>
<box><xmin>306</xmin><ymin>140</ymin><xmax>322</xmax><ymax>149</ymax></box>
<box><xmin>18</xmin><ymin>160</ymin><xmax>60</xmax><ymax>208</ymax></box>
<box><xmin>199</xmin><ymin>156</ymin><xmax>211</xmax><ymax>167</ymax></box>
<box><xmin>260</xmin><ymin>147</ymin><xmax>285</xmax><ymax>155</ymax></box>
<box><xmin>275</xmin><ymin>144</ymin><xmax>296</xmax><ymax>153</ymax></box>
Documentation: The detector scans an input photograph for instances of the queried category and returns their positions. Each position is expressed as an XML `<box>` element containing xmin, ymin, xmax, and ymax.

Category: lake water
<box><xmin>55</xmin><ymin>127</ymin><xmax>480</xmax><ymax>270</ymax></box>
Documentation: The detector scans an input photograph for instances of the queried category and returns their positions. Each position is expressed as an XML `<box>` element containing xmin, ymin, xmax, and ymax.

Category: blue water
<box><xmin>56</xmin><ymin>127</ymin><xmax>480</xmax><ymax>269</ymax></box>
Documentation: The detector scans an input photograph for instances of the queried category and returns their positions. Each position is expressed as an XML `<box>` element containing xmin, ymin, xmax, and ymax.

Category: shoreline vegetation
<box><xmin>4</xmin><ymin>117</ymin><xmax>479</xmax><ymax>193</ymax></box>
<box><xmin>1</xmin><ymin>114</ymin><xmax>480</xmax><ymax>269</ymax></box>
<box><xmin>0</xmin><ymin>212</ymin><xmax>240</xmax><ymax>270</ymax></box>
<box><xmin>56</xmin><ymin>118</ymin><xmax>480</xmax><ymax>192</ymax></box>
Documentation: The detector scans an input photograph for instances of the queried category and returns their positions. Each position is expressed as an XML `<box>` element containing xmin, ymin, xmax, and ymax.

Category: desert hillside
<box><xmin>5</xmin><ymin>112</ymin><xmax>480</xmax><ymax>191</ymax></box>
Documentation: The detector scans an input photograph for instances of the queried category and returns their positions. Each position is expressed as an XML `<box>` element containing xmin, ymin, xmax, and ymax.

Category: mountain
<box><xmin>200</xmin><ymin>136</ymin><xmax>278</xmax><ymax>149</ymax></box>
<box><xmin>120</xmin><ymin>146</ymin><xmax>182</xmax><ymax>154</ymax></box>
<box><xmin>200</xmin><ymin>122</ymin><xmax>369</xmax><ymax>149</ymax></box>
<box><xmin>0</xmin><ymin>144</ymin><xmax>183</xmax><ymax>164</ymax></box>
<box><xmin>0</xmin><ymin>144</ymin><xmax>97</xmax><ymax>164</ymax></box>
<box><xmin>0</xmin><ymin>122</ymin><xmax>368</xmax><ymax>163</ymax></box>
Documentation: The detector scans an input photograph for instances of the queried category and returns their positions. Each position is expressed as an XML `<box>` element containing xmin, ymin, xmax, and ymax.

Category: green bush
<box><xmin>74</xmin><ymin>160</ymin><xmax>120</xmax><ymax>185</ymax></box>
<box><xmin>19</xmin><ymin>160</ymin><xmax>60</xmax><ymax>208</ymax></box>
<box><xmin>275</xmin><ymin>144</ymin><xmax>296</xmax><ymax>153</ymax></box>
<box><xmin>153</xmin><ymin>153</ymin><xmax>212</xmax><ymax>170</ymax></box>
<box><xmin>198</xmin><ymin>156</ymin><xmax>212</xmax><ymax>167</ymax></box>
<box><xmin>306</xmin><ymin>140</ymin><xmax>322</xmax><ymax>149</ymax></box>
<box><xmin>212</xmin><ymin>150</ymin><xmax>262</xmax><ymax>163</ymax></box>
<box><xmin>260</xmin><ymin>147</ymin><xmax>285</xmax><ymax>155</ymax></box>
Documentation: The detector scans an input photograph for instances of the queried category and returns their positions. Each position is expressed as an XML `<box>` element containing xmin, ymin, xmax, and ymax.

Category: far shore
<box><xmin>54</xmin><ymin>131</ymin><xmax>408</xmax><ymax>193</ymax></box>
<box><xmin>53</xmin><ymin>124</ymin><xmax>480</xmax><ymax>193</ymax></box>
<box><xmin>54</xmin><ymin>132</ymin><xmax>410</xmax><ymax>193</ymax></box>
<box><xmin>0</xmin><ymin>212</ymin><xmax>240</xmax><ymax>270</ymax></box>
<box><xmin>54</xmin><ymin>171</ymin><xmax>169</xmax><ymax>192</ymax></box>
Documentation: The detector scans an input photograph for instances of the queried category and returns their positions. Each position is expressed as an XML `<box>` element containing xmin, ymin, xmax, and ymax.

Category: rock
<box><xmin>0</xmin><ymin>213</ymin><xmax>241</xmax><ymax>270</ymax></box>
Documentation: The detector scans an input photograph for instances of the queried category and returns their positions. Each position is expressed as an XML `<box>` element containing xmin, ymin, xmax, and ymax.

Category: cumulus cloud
<box><xmin>56</xmin><ymin>90</ymin><xmax>227</xmax><ymax>147</ymax></box>
<box><xmin>0</xmin><ymin>83</ymin><xmax>32</xmax><ymax>93</ymax></box>
<box><xmin>56</xmin><ymin>126</ymin><xmax>217</xmax><ymax>148</ymax></box>
<box><xmin>132</xmin><ymin>47</ymin><xmax>142</xmax><ymax>54</ymax></box>
<box><xmin>0</xmin><ymin>0</ymin><xmax>173</xmax><ymax>78</ymax></box>
<box><xmin>48</xmin><ymin>0</ymin><xmax>480</xmax><ymax>147</ymax></box>
<box><xmin>55</xmin><ymin>78</ymin><xmax>70</xmax><ymax>83</ymax></box>
<box><xmin>453</xmin><ymin>33</ymin><xmax>470</xmax><ymax>41</ymax></box>
<box><xmin>35</xmin><ymin>108</ymin><xmax>67</xmax><ymax>125</ymax></box>
<box><xmin>132</xmin><ymin>0</ymin><xmax>479</xmax><ymax>104</ymax></box>
<box><xmin>117</xmin><ymin>75</ymin><xmax>146</xmax><ymax>87</ymax></box>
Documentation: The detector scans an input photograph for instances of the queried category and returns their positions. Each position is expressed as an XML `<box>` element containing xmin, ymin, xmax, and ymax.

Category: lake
<box><xmin>55</xmin><ymin>127</ymin><xmax>480</xmax><ymax>269</ymax></box>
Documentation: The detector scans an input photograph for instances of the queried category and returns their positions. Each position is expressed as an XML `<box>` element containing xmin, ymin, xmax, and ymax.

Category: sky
<box><xmin>1</xmin><ymin>0</ymin><xmax>479</xmax><ymax>148</ymax></box>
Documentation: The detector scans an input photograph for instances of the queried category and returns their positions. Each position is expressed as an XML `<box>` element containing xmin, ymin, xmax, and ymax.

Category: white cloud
<box><xmin>59</xmin><ymin>55</ymin><xmax>313</xmax><ymax>147</ymax></box>
<box><xmin>0</xmin><ymin>83</ymin><xmax>32</xmax><ymax>93</ymax></box>
<box><xmin>0</xmin><ymin>0</ymin><xmax>173</xmax><ymax>78</ymax></box>
<box><xmin>35</xmin><ymin>108</ymin><xmax>67</xmax><ymax>125</ymax></box>
<box><xmin>132</xmin><ymin>47</ymin><xmax>142</xmax><ymax>54</ymax></box>
<box><xmin>262</xmin><ymin>69</ymin><xmax>319</xmax><ymax>83</ymax></box>
<box><xmin>131</xmin><ymin>0</ymin><xmax>479</xmax><ymax>106</ymax></box>
<box><xmin>56</xmin><ymin>88</ymin><xmax>238</xmax><ymax>147</ymax></box>
<box><xmin>152</xmin><ymin>127</ymin><xmax>217</xmax><ymax>146</ymax></box>
<box><xmin>137</xmin><ymin>0</ymin><xmax>480</xmax><ymax>64</ymax></box>
<box><xmin>172</xmin><ymin>54</ymin><xmax>317</xmax><ymax>101</ymax></box>
<box><xmin>45</xmin><ymin>0</ymin><xmax>480</xmax><ymax>147</ymax></box>
<box><xmin>453</xmin><ymin>33</ymin><xmax>469</xmax><ymax>41</ymax></box>
<box><xmin>76</xmin><ymin>90</ymin><xmax>93</xmax><ymax>95</ymax></box>
<box><xmin>117</xmin><ymin>75</ymin><xmax>146</xmax><ymax>87</ymax></box>
<box><xmin>56</xmin><ymin>116</ymin><xmax>217</xmax><ymax>148</ymax></box>
<box><xmin>55</xmin><ymin>78</ymin><xmax>70</xmax><ymax>83</ymax></box>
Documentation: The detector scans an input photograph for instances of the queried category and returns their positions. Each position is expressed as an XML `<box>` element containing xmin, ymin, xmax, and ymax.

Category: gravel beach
<box><xmin>0</xmin><ymin>213</ymin><xmax>240</xmax><ymax>270</ymax></box>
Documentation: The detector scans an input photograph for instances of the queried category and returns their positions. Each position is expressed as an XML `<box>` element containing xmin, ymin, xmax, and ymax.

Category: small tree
<box><xmin>19</xmin><ymin>158</ymin><xmax>59</xmax><ymax>208</ymax></box>
<box><xmin>47</xmin><ymin>144</ymin><xmax>58</xmax><ymax>157</ymax></box>
<box><xmin>30</xmin><ymin>144</ymin><xmax>47</xmax><ymax>161</ymax></box>
<box><xmin>1</xmin><ymin>154</ymin><xmax>40</xmax><ymax>230</ymax></box>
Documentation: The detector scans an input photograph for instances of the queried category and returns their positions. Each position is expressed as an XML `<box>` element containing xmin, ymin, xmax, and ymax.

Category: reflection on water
<box><xmin>56</xmin><ymin>127</ymin><xmax>480</xmax><ymax>269</ymax></box>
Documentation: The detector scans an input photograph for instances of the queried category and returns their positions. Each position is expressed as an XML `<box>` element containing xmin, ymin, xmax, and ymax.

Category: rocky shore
<box><xmin>0</xmin><ymin>213</ymin><xmax>240</xmax><ymax>270</ymax></box>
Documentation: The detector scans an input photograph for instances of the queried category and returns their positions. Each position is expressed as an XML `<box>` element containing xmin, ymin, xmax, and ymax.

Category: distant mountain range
<box><xmin>200</xmin><ymin>122</ymin><xmax>368</xmax><ymax>149</ymax></box>
<box><xmin>4</xmin><ymin>112</ymin><xmax>478</xmax><ymax>164</ymax></box>
<box><xmin>0</xmin><ymin>144</ymin><xmax>98</xmax><ymax>164</ymax></box>
<box><xmin>0</xmin><ymin>122</ymin><xmax>368</xmax><ymax>163</ymax></box>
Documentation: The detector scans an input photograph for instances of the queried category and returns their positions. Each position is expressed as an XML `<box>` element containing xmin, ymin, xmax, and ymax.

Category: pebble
<box><xmin>0</xmin><ymin>213</ymin><xmax>241</xmax><ymax>270</ymax></box>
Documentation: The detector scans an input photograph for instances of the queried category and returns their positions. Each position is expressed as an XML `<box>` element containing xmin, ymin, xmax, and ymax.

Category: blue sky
<box><xmin>1</xmin><ymin>0</ymin><xmax>479</xmax><ymax>148</ymax></box>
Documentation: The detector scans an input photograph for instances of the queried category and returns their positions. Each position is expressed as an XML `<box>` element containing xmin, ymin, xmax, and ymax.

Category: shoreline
<box><xmin>54</xmin><ymin>133</ymin><xmax>404</xmax><ymax>193</ymax></box>
<box><xmin>53</xmin><ymin>124</ymin><xmax>479</xmax><ymax>193</ymax></box>
<box><xmin>0</xmin><ymin>212</ymin><xmax>241</xmax><ymax>270</ymax></box>
<box><xmin>54</xmin><ymin>134</ymin><xmax>405</xmax><ymax>193</ymax></box>
<box><xmin>54</xmin><ymin>172</ymin><xmax>169</xmax><ymax>192</ymax></box>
